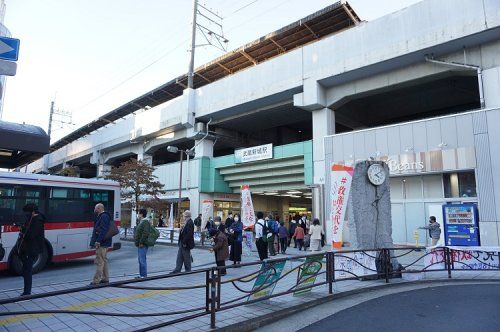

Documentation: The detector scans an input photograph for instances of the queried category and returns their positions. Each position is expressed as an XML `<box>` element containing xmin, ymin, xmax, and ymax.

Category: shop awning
<box><xmin>0</xmin><ymin>120</ymin><xmax>50</xmax><ymax>169</ymax></box>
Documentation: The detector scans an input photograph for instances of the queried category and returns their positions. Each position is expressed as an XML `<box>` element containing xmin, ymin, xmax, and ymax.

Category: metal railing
<box><xmin>120</xmin><ymin>227</ymin><xmax>211</xmax><ymax>247</ymax></box>
<box><xmin>0</xmin><ymin>246</ymin><xmax>499</xmax><ymax>330</ymax></box>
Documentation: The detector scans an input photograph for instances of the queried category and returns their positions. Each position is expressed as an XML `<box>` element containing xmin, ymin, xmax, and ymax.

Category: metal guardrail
<box><xmin>0</xmin><ymin>246</ymin><xmax>499</xmax><ymax>330</ymax></box>
<box><xmin>120</xmin><ymin>227</ymin><xmax>211</xmax><ymax>247</ymax></box>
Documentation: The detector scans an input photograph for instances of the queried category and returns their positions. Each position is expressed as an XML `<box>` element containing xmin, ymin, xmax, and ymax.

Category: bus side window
<box><xmin>0</xmin><ymin>184</ymin><xmax>15</xmax><ymax>225</ymax></box>
<box><xmin>90</xmin><ymin>190</ymin><xmax>114</xmax><ymax>218</ymax></box>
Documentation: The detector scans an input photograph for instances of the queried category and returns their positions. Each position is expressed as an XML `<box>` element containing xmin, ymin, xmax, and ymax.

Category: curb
<box><xmin>215</xmin><ymin>278</ymin><xmax>500</xmax><ymax>332</ymax></box>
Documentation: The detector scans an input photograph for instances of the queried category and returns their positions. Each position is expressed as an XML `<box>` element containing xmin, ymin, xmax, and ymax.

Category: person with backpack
<box><xmin>134</xmin><ymin>209</ymin><xmax>153</xmax><ymax>278</ymax></box>
<box><xmin>254</xmin><ymin>212</ymin><xmax>268</xmax><ymax>261</ymax></box>
<box><xmin>17</xmin><ymin>203</ymin><xmax>45</xmax><ymax>296</ymax></box>
<box><xmin>90</xmin><ymin>203</ymin><xmax>112</xmax><ymax>285</ymax></box>
<box><xmin>267</xmin><ymin>215</ymin><xmax>278</xmax><ymax>256</ymax></box>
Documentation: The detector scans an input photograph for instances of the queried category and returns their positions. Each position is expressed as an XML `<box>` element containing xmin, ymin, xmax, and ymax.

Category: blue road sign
<box><xmin>0</xmin><ymin>36</ymin><xmax>20</xmax><ymax>61</ymax></box>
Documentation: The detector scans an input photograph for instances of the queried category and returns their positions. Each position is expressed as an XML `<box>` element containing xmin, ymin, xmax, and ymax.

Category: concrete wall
<box><xmin>324</xmin><ymin>108</ymin><xmax>500</xmax><ymax>246</ymax></box>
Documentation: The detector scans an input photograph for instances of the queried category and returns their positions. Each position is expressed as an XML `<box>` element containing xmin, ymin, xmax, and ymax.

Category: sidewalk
<box><xmin>0</xmin><ymin>247</ymin><xmax>499</xmax><ymax>332</ymax></box>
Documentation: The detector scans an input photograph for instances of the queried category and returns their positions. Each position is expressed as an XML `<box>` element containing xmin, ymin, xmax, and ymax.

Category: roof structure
<box><xmin>50</xmin><ymin>1</ymin><xmax>360</xmax><ymax>152</ymax></box>
<box><xmin>0</xmin><ymin>120</ymin><xmax>50</xmax><ymax>168</ymax></box>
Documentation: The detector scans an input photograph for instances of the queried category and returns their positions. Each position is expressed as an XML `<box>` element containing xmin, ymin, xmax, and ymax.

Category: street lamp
<box><xmin>167</xmin><ymin>146</ymin><xmax>195</xmax><ymax>227</ymax></box>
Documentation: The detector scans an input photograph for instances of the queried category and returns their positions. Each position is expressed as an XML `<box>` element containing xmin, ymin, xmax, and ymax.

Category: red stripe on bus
<box><xmin>2</xmin><ymin>220</ymin><xmax>120</xmax><ymax>232</ymax></box>
<box><xmin>52</xmin><ymin>247</ymin><xmax>115</xmax><ymax>262</ymax></box>
<box><xmin>0</xmin><ymin>262</ymin><xmax>7</xmax><ymax>270</ymax></box>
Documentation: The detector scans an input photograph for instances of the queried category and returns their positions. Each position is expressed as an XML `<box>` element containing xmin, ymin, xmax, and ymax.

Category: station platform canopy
<box><xmin>0</xmin><ymin>120</ymin><xmax>50</xmax><ymax>169</ymax></box>
<box><xmin>49</xmin><ymin>1</ymin><xmax>360</xmax><ymax>152</ymax></box>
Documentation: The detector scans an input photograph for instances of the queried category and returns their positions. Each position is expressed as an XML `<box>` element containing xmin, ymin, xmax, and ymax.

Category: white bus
<box><xmin>0</xmin><ymin>171</ymin><xmax>121</xmax><ymax>274</ymax></box>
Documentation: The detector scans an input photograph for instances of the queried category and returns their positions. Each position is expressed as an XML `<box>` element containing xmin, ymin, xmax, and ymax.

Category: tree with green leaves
<box><xmin>105</xmin><ymin>159</ymin><xmax>165</xmax><ymax>224</ymax></box>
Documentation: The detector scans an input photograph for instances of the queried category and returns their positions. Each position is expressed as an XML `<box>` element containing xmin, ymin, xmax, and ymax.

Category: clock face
<box><xmin>367</xmin><ymin>164</ymin><xmax>386</xmax><ymax>186</ymax></box>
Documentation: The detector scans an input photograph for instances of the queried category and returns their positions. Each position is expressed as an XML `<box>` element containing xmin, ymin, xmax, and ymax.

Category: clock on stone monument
<box><xmin>367</xmin><ymin>163</ymin><xmax>386</xmax><ymax>186</ymax></box>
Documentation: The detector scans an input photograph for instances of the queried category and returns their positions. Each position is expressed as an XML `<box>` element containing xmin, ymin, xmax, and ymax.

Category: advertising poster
<box><xmin>248</xmin><ymin>260</ymin><xmax>286</xmax><ymax>301</ymax></box>
<box><xmin>201</xmin><ymin>200</ymin><xmax>214</xmax><ymax>230</ymax></box>
<box><xmin>294</xmin><ymin>255</ymin><xmax>324</xmax><ymax>296</ymax></box>
<box><xmin>330</xmin><ymin>164</ymin><xmax>354</xmax><ymax>249</ymax></box>
<box><xmin>240</xmin><ymin>185</ymin><xmax>256</xmax><ymax>229</ymax></box>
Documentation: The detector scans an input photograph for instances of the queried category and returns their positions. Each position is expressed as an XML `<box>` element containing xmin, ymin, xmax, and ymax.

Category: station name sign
<box><xmin>235</xmin><ymin>143</ymin><xmax>273</xmax><ymax>163</ymax></box>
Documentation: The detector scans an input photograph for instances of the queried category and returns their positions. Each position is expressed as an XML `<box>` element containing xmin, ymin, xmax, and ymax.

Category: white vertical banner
<box><xmin>330</xmin><ymin>164</ymin><xmax>354</xmax><ymax>249</ymax></box>
<box><xmin>201</xmin><ymin>200</ymin><xmax>214</xmax><ymax>230</ymax></box>
<box><xmin>240</xmin><ymin>185</ymin><xmax>256</xmax><ymax>229</ymax></box>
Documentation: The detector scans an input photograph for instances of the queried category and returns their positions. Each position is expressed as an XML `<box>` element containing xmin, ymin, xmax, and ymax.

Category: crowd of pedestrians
<box><xmin>13</xmin><ymin>203</ymin><xmax>327</xmax><ymax>296</ymax></box>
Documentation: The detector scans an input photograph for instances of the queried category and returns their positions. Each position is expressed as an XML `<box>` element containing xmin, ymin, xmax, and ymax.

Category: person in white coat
<box><xmin>308</xmin><ymin>218</ymin><xmax>324</xmax><ymax>251</ymax></box>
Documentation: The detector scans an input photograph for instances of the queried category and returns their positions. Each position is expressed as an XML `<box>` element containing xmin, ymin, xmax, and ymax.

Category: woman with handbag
<box><xmin>17</xmin><ymin>203</ymin><xmax>45</xmax><ymax>296</ymax></box>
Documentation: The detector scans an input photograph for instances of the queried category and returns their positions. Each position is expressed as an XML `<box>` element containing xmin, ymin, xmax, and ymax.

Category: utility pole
<box><xmin>187</xmin><ymin>0</ymin><xmax>228</xmax><ymax>89</ymax></box>
<box><xmin>43</xmin><ymin>100</ymin><xmax>74</xmax><ymax>173</ymax></box>
<box><xmin>187</xmin><ymin>0</ymin><xmax>198</xmax><ymax>89</ymax></box>
<box><xmin>47</xmin><ymin>101</ymin><xmax>54</xmax><ymax>138</ymax></box>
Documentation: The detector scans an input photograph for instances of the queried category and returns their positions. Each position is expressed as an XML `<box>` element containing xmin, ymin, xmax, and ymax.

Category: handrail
<box><xmin>0</xmin><ymin>245</ymin><xmax>498</xmax><ymax>331</ymax></box>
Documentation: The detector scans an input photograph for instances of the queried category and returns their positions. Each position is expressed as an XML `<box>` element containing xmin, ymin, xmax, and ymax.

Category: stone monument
<box><xmin>346</xmin><ymin>160</ymin><xmax>393</xmax><ymax>249</ymax></box>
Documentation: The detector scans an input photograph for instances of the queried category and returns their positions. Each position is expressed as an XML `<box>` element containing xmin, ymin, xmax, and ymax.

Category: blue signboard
<box><xmin>0</xmin><ymin>36</ymin><xmax>20</xmax><ymax>61</ymax></box>
<box><xmin>442</xmin><ymin>204</ymin><xmax>480</xmax><ymax>246</ymax></box>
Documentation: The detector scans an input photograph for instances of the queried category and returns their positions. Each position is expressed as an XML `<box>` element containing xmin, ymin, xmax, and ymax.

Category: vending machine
<box><xmin>442</xmin><ymin>204</ymin><xmax>480</xmax><ymax>246</ymax></box>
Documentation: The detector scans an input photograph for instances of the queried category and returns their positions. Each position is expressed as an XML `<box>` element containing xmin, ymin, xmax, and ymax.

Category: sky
<box><xmin>1</xmin><ymin>0</ymin><xmax>422</xmax><ymax>143</ymax></box>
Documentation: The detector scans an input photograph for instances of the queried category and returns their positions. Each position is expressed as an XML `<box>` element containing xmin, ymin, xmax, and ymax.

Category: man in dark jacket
<box><xmin>171</xmin><ymin>210</ymin><xmax>195</xmax><ymax>273</ymax></box>
<box><xmin>90</xmin><ymin>203</ymin><xmax>112</xmax><ymax>285</ymax></box>
<box><xmin>18</xmin><ymin>203</ymin><xmax>45</xmax><ymax>296</ymax></box>
<box><xmin>194</xmin><ymin>213</ymin><xmax>202</xmax><ymax>231</ymax></box>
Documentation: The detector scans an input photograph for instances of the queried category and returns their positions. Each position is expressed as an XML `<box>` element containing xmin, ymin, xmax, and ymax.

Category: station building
<box><xmin>24</xmin><ymin>0</ymin><xmax>500</xmax><ymax>246</ymax></box>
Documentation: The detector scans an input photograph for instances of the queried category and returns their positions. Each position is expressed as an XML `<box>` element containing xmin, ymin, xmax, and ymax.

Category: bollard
<box><xmin>205</xmin><ymin>270</ymin><xmax>210</xmax><ymax>312</ymax></box>
<box><xmin>210</xmin><ymin>268</ymin><xmax>217</xmax><ymax>329</ymax></box>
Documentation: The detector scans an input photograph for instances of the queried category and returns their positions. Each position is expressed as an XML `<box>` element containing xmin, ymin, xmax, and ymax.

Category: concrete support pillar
<box><xmin>312</xmin><ymin>107</ymin><xmax>336</xmax><ymax>185</ymax></box>
<box><xmin>96</xmin><ymin>164</ymin><xmax>111</xmax><ymax>178</ymax></box>
<box><xmin>137</xmin><ymin>149</ymin><xmax>153</xmax><ymax>166</ymax></box>
<box><xmin>483</xmin><ymin>66</ymin><xmax>500</xmax><ymax>109</ymax></box>
<box><xmin>195</xmin><ymin>139</ymin><xmax>213</xmax><ymax>158</ymax></box>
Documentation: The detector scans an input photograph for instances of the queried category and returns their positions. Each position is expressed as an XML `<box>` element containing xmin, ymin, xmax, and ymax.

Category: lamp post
<box><xmin>167</xmin><ymin>146</ymin><xmax>195</xmax><ymax>228</ymax></box>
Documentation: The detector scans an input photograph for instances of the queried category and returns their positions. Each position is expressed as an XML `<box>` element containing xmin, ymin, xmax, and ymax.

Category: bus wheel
<box><xmin>9</xmin><ymin>245</ymin><xmax>49</xmax><ymax>276</ymax></box>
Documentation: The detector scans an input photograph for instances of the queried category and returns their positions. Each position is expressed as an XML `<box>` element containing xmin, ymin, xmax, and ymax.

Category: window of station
<box><xmin>214</xmin><ymin>201</ymin><xmax>241</xmax><ymax>220</ymax></box>
<box><xmin>443</xmin><ymin>171</ymin><xmax>477</xmax><ymax>198</ymax></box>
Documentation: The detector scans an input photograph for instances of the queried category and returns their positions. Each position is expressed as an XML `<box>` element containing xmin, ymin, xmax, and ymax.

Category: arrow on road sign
<box><xmin>0</xmin><ymin>36</ymin><xmax>20</xmax><ymax>61</ymax></box>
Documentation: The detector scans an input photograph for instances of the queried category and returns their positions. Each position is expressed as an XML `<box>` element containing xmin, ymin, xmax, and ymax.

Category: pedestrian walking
<box><xmin>278</xmin><ymin>221</ymin><xmax>288</xmax><ymax>254</ymax></box>
<box><xmin>293</xmin><ymin>224</ymin><xmax>305</xmax><ymax>251</ymax></box>
<box><xmin>419</xmin><ymin>216</ymin><xmax>442</xmax><ymax>246</ymax></box>
<box><xmin>16</xmin><ymin>203</ymin><xmax>45</xmax><ymax>296</ymax></box>
<box><xmin>255</xmin><ymin>212</ymin><xmax>268</xmax><ymax>261</ymax></box>
<box><xmin>90</xmin><ymin>203</ymin><xmax>112</xmax><ymax>285</ymax></box>
<box><xmin>209</xmin><ymin>224</ymin><xmax>229</xmax><ymax>275</ymax></box>
<box><xmin>171</xmin><ymin>210</ymin><xmax>195</xmax><ymax>273</ymax></box>
<box><xmin>309</xmin><ymin>218</ymin><xmax>324</xmax><ymax>251</ymax></box>
<box><xmin>157</xmin><ymin>214</ymin><xmax>165</xmax><ymax>227</ymax></box>
<box><xmin>229</xmin><ymin>213</ymin><xmax>243</xmax><ymax>265</ymax></box>
<box><xmin>194</xmin><ymin>213</ymin><xmax>202</xmax><ymax>232</ymax></box>
<box><xmin>288</xmin><ymin>219</ymin><xmax>297</xmax><ymax>248</ymax></box>
<box><xmin>267</xmin><ymin>215</ymin><xmax>278</xmax><ymax>256</ymax></box>
<box><xmin>205</xmin><ymin>216</ymin><xmax>215</xmax><ymax>232</ymax></box>
<box><xmin>134</xmin><ymin>209</ymin><xmax>151</xmax><ymax>278</ymax></box>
